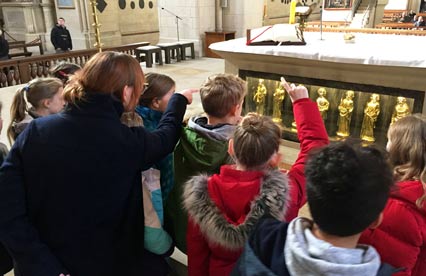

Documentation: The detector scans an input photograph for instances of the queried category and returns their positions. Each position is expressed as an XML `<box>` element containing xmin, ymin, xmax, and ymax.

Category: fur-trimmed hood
<box><xmin>183</xmin><ymin>168</ymin><xmax>289</xmax><ymax>250</ymax></box>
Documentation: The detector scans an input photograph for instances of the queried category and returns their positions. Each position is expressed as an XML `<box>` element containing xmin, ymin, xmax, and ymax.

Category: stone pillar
<box><xmin>372</xmin><ymin>0</ymin><xmax>390</xmax><ymax>27</ymax></box>
<box><xmin>40</xmin><ymin>0</ymin><xmax>55</xmax><ymax>51</ymax></box>
<box><xmin>215</xmin><ymin>0</ymin><xmax>223</xmax><ymax>32</ymax></box>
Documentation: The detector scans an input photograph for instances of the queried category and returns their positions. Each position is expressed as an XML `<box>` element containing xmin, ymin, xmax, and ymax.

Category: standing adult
<box><xmin>0</xmin><ymin>31</ymin><xmax>9</xmax><ymax>60</ymax></box>
<box><xmin>0</xmin><ymin>51</ymin><xmax>196</xmax><ymax>276</ymax></box>
<box><xmin>50</xmin><ymin>17</ymin><xmax>72</xmax><ymax>53</ymax></box>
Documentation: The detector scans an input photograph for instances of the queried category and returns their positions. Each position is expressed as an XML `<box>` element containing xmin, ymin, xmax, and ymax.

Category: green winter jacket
<box><xmin>164</xmin><ymin>116</ymin><xmax>235</xmax><ymax>253</ymax></box>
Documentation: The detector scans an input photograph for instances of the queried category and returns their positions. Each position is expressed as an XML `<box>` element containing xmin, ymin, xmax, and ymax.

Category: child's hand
<box><xmin>176</xmin><ymin>89</ymin><xmax>199</xmax><ymax>104</ymax></box>
<box><xmin>280</xmin><ymin>77</ymin><xmax>309</xmax><ymax>103</ymax></box>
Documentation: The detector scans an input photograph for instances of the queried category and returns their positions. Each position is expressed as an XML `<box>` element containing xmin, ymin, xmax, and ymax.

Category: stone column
<box><xmin>215</xmin><ymin>0</ymin><xmax>223</xmax><ymax>32</ymax></box>
<box><xmin>40</xmin><ymin>0</ymin><xmax>56</xmax><ymax>51</ymax></box>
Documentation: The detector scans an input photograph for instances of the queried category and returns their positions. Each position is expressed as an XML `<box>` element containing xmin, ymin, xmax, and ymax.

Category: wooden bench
<box><xmin>382</xmin><ymin>9</ymin><xmax>406</xmax><ymax>23</ymax></box>
<box><xmin>375</xmin><ymin>22</ymin><xmax>419</xmax><ymax>29</ymax></box>
<box><xmin>8</xmin><ymin>41</ymin><xmax>33</xmax><ymax>58</ymax></box>
<box><xmin>307</xmin><ymin>21</ymin><xmax>349</xmax><ymax>28</ymax></box>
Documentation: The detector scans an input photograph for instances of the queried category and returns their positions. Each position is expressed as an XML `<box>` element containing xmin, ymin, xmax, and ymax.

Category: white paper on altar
<box><xmin>210</xmin><ymin>32</ymin><xmax>426</xmax><ymax>68</ymax></box>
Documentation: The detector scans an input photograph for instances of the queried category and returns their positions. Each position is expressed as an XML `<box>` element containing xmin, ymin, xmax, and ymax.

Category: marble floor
<box><xmin>0</xmin><ymin>56</ymin><xmax>308</xmax><ymax>276</ymax></box>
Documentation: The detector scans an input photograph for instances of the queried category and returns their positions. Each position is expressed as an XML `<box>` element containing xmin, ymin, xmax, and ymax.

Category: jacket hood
<box><xmin>392</xmin><ymin>180</ymin><xmax>426</xmax><ymax>215</ymax></box>
<box><xmin>285</xmin><ymin>217</ymin><xmax>381</xmax><ymax>276</ymax></box>
<box><xmin>179</xmin><ymin>121</ymin><xmax>233</xmax><ymax>172</ymax></box>
<box><xmin>188</xmin><ymin>116</ymin><xmax>235</xmax><ymax>141</ymax></box>
<box><xmin>183</xmin><ymin>169</ymin><xmax>289</xmax><ymax>250</ymax></box>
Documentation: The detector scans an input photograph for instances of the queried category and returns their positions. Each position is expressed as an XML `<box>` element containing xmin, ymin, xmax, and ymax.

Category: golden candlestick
<box><xmin>90</xmin><ymin>0</ymin><xmax>103</xmax><ymax>52</ymax></box>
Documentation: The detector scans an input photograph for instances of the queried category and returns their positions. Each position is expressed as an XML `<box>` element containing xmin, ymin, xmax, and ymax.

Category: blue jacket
<box><xmin>0</xmin><ymin>93</ymin><xmax>187</xmax><ymax>276</ymax></box>
<box><xmin>232</xmin><ymin>217</ymin><xmax>399</xmax><ymax>276</ymax></box>
<box><xmin>136</xmin><ymin>106</ymin><xmax>174</xmax><ymax>202</ymax></box>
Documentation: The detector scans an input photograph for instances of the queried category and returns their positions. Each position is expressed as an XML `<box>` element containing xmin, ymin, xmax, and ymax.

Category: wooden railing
<box><xmin>0</xmin><ymin>42</ymin><xmax>149</xmax><ymax>88</ymax></box>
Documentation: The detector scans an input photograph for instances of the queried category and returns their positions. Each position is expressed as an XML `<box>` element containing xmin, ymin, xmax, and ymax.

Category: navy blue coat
<box><xmin>0</xmin><ymin>93</ymin><xmax>188</xmax><ymax>276</ymax></box>
<box><xmin>232</xmin><ymin>217</ymin><xmax>400</xmax><ymax>276</ymax></box>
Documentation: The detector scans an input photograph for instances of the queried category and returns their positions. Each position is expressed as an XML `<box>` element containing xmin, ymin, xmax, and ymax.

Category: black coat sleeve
<box><xmin>50</xmin><ymin>28</ymin><xmax>58</xmax><ymax>49</ymax></box>
<box><xmin>132</xmin><ymin>93</ymin><xmax>188</xmax><ymax>170</ymax></box>
<box><xmin>66</xmin><ymin>29</ymin><xmax>72</xmax><ymax>50</ymax></box>
<box><xmin>0</xmin><ymin>124</ymin><xmax>68</xmax><ymax>276</ymax></box>
<box><xmin>0</xmin><ymin>39</ymin><xmax>9</xmax><ymax>58</ymax></box>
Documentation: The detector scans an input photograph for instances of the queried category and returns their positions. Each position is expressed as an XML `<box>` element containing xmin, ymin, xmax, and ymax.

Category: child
<box><xmin>183</xmin><ymin>79</ymin><xmax>329</xmax><ymax>276</ymax></box>
<box><xmin>49</xmin><ymin>61</ymin><xmax>81</xmax><ymax>85</ymax></box>
<box><xmin>360</xmin><ymin>114</ymin><xmax>426</xmax><ymax>276</ymax></box>
<box><xmin>233</xmin><ymin>141</ymin><xmax>397</xmax><ymax>276</ymax></box>
<box><xmin>7</xmin><ymin>77</ymin><xmax>64</xmax><ymax>143</ymax></box>
<box><xmin>136</xmin><ymin>73</ymin><xmax>176</xmax><ymax>202</ymax></box>
<box><xmin>164</xmin><ymin>73</ymin><xmax>247</xmax><ymax>253</ymax></box>
<box><xmin>121</xmin><ymin>111</ymin><xmax>173</xmax><ymax>276</ymax></box>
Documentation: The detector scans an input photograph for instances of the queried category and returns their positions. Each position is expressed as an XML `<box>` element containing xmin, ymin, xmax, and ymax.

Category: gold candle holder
<box><xmin>90</xmin><ymin>0</ymin><xmax>103</xmax><ymax>52</ymax></box>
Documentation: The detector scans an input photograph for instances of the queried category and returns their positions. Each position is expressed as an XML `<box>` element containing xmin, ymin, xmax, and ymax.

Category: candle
<box><xmin>289</xmin><ymin>0</ymin><xmax>297</xmax><ymax>24</ymax></box>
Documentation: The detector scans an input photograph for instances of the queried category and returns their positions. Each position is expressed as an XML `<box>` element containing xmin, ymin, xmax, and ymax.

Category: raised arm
<box><xmin>132</xmin><ymin>89</ymin><xmax>197</xmax><ymax>169</ymax></box>
<box><xmin>281</xmin><ymin>78</ymin><xmax>329</xmax><ymax>221</ymax></box>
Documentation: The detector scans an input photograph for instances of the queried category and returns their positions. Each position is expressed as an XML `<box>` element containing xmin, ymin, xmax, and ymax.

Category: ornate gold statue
<box><xmin>272</xmin><ymin>83</ymin><xmax>285</xmax><ymax>123</ymax></box>
<box><xmin>336</xmin><ymin>90</ymin><xmax>355</xmax><ymax>138</ymax></box>
<box><xmin>360</xmin><ymin>93</ymin><xmax>380</xmax><ymax>142</ymax></box>
<box><xmin>316</xmin><ymin>87</ymin><xmax>329</xmax><ymax>121</ymax></box>
<box><xmin>253</xmin><ymin>79</ymin><xmax>267</xmax><ymax>115</ymax></box>
<box><xmin>390</xmin><ymin>96</ymin><xmax>411</xmax><ymax>125</ymax></box>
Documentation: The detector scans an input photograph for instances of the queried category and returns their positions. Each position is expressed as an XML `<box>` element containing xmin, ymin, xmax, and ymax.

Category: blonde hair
<box><xmin>200</xmin><ymin>74</ymin><xmax>246</xmax><ymax>118</ymax></box>
<box><xmin>64</xmin><ymin>51</ymin><xmax>144</xmax><ymax>110</ymax></box>
<box><xmin>387</xmin><ymin>114</ymin><xmax>426</xmax><ymax>208</ymax></box>
<box><xmin>7</xmin><ymin>77</ymin><xmax>63</xmax><ymax>143</ymax></box>
<box><xmin>233</xmin><ymin>113</ymin><xmax>281</xmax><ymax>170</ymax></box>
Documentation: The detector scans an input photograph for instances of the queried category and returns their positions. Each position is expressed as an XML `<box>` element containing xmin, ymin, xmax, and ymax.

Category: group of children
<box><xmin>135</xmin><ymin>73</ymin><xmax>426</xmax><ymax>276</ymax></box>
<box><xmin>1</xmin><ymin>60</ymin><xmax>425</xmax><ymax>276</ymax></box>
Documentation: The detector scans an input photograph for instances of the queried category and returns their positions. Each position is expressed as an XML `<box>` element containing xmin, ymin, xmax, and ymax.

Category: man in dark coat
<box><xmin>0</xmin><ymin>31</ymin><xmax>9</xmax><ymax>60</ymax></box>
<box><xmin>50</xmin><ymin>17</ymin><xmax>72</xmax><ymax>53</ymax></box>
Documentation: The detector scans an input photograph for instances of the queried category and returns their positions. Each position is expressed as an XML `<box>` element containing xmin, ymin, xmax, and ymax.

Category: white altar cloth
<box><xmin>209</xmin><ymin>32</ymin><xmax>426</xmax><ymax>68</ymax></box>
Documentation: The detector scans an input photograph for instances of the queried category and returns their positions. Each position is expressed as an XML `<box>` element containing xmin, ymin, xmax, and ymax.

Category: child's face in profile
<box><xmin>156</xmin><ymin>86</ymin><xmax>175</xmax><ymax>113</ymax></box>
<box><xmin>47</xmin><ymin>87</ymin><xmax>66</xmax><ymax>114</ymax></box>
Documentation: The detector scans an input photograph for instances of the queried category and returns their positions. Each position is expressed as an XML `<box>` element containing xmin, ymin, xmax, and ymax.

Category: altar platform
<box><xmin>209</xmin><ymin>32</ymin><xmax>426</xmax><ymax>98</ymax></box>
<box><xmin>210</xmin><ymin>32</ymin><xmax>426</xmax><ymax>68</ymax></box>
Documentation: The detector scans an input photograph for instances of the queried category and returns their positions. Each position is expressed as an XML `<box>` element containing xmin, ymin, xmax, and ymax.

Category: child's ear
<box><xmin>369</xmin><ymin>212</ymin><xmax>383</xmax><ymax>229</ymax></box>
<box><xmin>229</xmin><ymin>104</ymin><xmax>238</xmax><ymax>116</ymax></box>
<box><xmin>41</xmin><ymin>98</ymin><xmax>51</xmax><ymax>109</ymax></box>
<box><xmin>228</xmin><ymin>139</ymin><xmax>234</xmax><ymax>156</ymax></box>
<box><xmin>268</xmin><ymin>152</ymin><xmax>282</xmax><ymax>168</ymax></box>
<box><xmin>151</xmin><ymin>97</ymin><xmax>160</xmax><ymax>109</ymax></box>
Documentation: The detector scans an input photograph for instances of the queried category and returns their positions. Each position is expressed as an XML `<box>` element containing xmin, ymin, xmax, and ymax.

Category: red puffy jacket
<box><xmin>183</xmin><ymin>99</ymin><xmax>329</xmax><ymax>276</ymax></box>
<box><xmin>360</xmin><ymin>180</ymin><xmax>426</xmax><ymax>276</ymax></box>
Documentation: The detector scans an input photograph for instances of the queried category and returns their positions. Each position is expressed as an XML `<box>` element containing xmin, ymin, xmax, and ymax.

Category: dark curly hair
<box><xmin>306</xmin><ymin>140</ymin><xmax>394</xmax><ymax>236</ymax></box>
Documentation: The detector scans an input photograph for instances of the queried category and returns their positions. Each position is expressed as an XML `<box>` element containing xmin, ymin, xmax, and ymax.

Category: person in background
<box><xmin>414</xmin><ymin>16</ymin><xmax>425</xmax><ymax>27</ymax></box>
<box><xmin>232</xmin><ymin>141</ymin><xmax>398</xmax><ymax>276</ymax></box>
<box><xmin>7</xmin><ymin>77</ymin><xmax>64</xmax><ymax>144</ymax></box>
<box><xmin>360</xmin><ymin>114</ymin><xmax>426</xmax><ymax>276</ymax></box>
<box><xmin>49</xmin><ymin>61</ymin><xmax>81</xmax><ymax>85</ymax></box>
<box><xmin>183</xmin><ymin>78</ymin><xmax>328</xmax><ymax>276</ymax></box>
<box><xmin>399</xmin><ymin>11</ymin><xmax>412</xmax><ymax>22</ymax></box>
<box><xmin>0</xmin><ymin>31</ymin><xmax>9</xmax><ymax>61</ymax></box>
<box><xmin>50</xmin><ymin>17</ymin><xmax>72</xmax><ymax>53</ymax></box>
<box><xmin>0</xmin><ymin>51</ymin><xmax>196</xmax><ymax>276</ymax></box>
<box><xmin>164</xmin><ymin>73</ymin><xmax>246</xmax><ymax>254</ymax></box>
